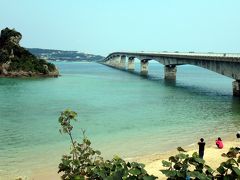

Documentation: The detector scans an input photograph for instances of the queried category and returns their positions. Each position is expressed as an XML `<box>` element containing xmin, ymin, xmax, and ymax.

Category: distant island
<box><xmin>0</xmin><ymin>28</ymin><xmax>59</xmax><ymax>77</ymax></box>
<box><xmin>27</xmin><ymin>48</ymin><xmax>104</xmax><ymax>62</ymax></box>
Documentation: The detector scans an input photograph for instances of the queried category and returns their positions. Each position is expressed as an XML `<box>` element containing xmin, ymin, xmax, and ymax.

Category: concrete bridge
<box><xmin>100</xmin><ymin>51</ymin><xmax>240</xmax><ymax>96</ymax></box>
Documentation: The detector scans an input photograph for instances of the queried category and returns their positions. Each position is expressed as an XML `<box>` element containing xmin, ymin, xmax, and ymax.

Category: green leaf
<box><xmin>140</xmin><ymin>168</ymin><xmax>147</xmax><ymax>174</ymax></box>
<box><xmin>84</xmin><ymin>138</ymin><xmax>91</xmax><ymax>146</ymax></box>
<box><xmin>192</xmin><ymin>152</ymin><xmax>198</xmax><ymax>158</ymax></box>
<box><xmin>232</xmin><ymin>166</ymin><xmax>240</xmax><ymax>176</ymax></box>
<box><xmin>177</xmin><ymin>171</ymin><xmax>185</xmax><ymax>177</ymax></box>
<box><xmin>197</xmin><ymin>174</ymin><xmax>211</xmax><ymax>180</ymax></box>
<box><xmin>109</xmin><ymin>171</ymin><xmax>123</xmax><ymax>180</ymax></box>
<box><xmin>162</xmin><ymin>160</ymin><xmax>172</xmax><ymax>167</ymax></box>
<box><xmin>160</xmin><ymin>170</ymin><xmax>177</xmax><ymax>177</ymax></box>
<box><xmin>221</xmin><ymin>162</ymin><xmax>231</xmax><ymax>169</ymax></box>
<box><xmin>143</xmin><ymin>175</ymin><xmax>157</xmax><ymax>180</ymax></box>
<box><xmin>72</xmin><ymin>159</ymin><xmax>79</xmax><ymax>165</ymax></box>
<box><xmin>173</xmin><ymin>162</ymin><xmax>182</xmax><ymax>170</ymax></box>
<box><xmin>217</xmin><ymin>165</ymin><xmax>225</xmax><ymax>175</ymax></box>
<box><xmin>125</xmin><ymin>176</ymin><xmax>137</xmax><ymax>180</ymax></box>
<box><xmin>169</xmin><ymin>156</ymin><xmax>178</xmax><ymax>163</ymax></box>
<box><xmin>189</xmin><ymin>161</ymin><xmax>198</xmax><ymax>166</ymax></box>
<box><xmin>105</xmin><ymin>177</ymin><xmax>115</xmax><ymax>180</ymax></box>
<box><xmin>238</xmin><ymin>156</ymin><xmax>240</xmax><ymax>163</ymax></box>
<box><xmin>223</xmin><ymin>175</ymin><xmax>232</xmax><ymax>180</ymax></box>
<box><xmin>128</xmin><ymin>168</ymin><xmax>141</xmax><ymax>176</ymax></box>
<box><xmin>188</xmin><ymin>171</ymin><xmax>197</xmax><ymax>177</ymax></box>
<box><xmin>138</xmin><ymin>163</ymin><xmax>145</xmax><ymax>168</ymax></box>
<box><xmin>130</xmin><ymin>162</ymin><xmax>139</xmax><ymax>168</ymax></box>
<box><xmin>95</xmin><ymin>150</ymin><xmax>101</xmax><ymax>155</ymax></box>
<box><xmin>194</xmin><ymin>157</ymin><xmax>205</xmax><ymax>164</ymax></box>
<box><xmin>177</xmin><ymin>153</ymin><xmax>188</xmax><ymax>159</ymax></box>
<box><xmin>228</xmin><ymin>158</ymin><xmax>238</xmax><ymax>166</ymax></box>
<box><xmin>204</xmin><ymin>164</ymin><xmax>214</xmax><ymax>174</ymax></box>
<box><xmin>74</xmin><ymin>175</ymin><xmax>85</xmax><ymax>180</ymax></box>
<box><xmin>62</xmin><ymin>159</ymin><xmax>70</xmax><ymax>166</ymax></box>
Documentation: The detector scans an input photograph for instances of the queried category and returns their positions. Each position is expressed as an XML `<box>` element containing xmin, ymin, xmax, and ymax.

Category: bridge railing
<box><xmin>142</xmin><ymin>51</ymin><xmax>240</xmax><ymax>58</ymax></box>
<box><xmin>102</xmin><ymin>51</ymin><xmax>240</xmax><ymax>62</ymax></box>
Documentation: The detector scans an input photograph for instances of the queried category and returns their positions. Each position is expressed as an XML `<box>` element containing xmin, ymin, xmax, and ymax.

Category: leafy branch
<box><xmin>161</xmin><ymin>147</ymin><xmax>240</xmax><ymax>179</ymax></box>
<box><xmin>58</xmin><ymin>109</ymin><xmax>157</xmax><ymax>180</ymax></box>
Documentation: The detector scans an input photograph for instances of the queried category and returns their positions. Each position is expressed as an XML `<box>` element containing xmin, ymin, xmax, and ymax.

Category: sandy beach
<box><xmin>28</xmin><ymin>138</ymin><xmax>240</xmax><ymax>180</ymax></box>
<box><xmin>135</xmin><ymin>139</ymin><xmax>240</xmax><ymax>179</ymax></box>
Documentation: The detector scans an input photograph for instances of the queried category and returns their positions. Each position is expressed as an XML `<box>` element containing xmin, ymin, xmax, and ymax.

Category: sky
<box><xmin>1</xmin><ymin>0</ymin><xmax>240</xmax><ymax>56</ymax></box>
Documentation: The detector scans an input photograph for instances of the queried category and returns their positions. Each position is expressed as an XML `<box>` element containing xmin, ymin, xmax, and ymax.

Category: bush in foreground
<box><xmin>160</xmin><ymin>147</ymin><xmax>240</xmax><ymax>179</ymax></box>
<box><xmin>58</xmin><ymin>109</ymin><xmax>157</xmax><ymax>180</ymax></box>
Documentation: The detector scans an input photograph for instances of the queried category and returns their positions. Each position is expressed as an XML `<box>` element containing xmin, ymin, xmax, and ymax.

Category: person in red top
<box><xmin>216</xmin><ymin>137</ymin><xmax>223</xmax><ymax>149</ymax></box>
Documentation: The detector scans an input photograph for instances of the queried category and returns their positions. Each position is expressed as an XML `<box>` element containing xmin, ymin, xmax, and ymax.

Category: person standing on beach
<box><xmin>198</xmin><ymin>138</ymin><xmax>205</xmax><ymax>159</ymax></box>
<box><xmin>236</xmin><ymin>131</ymin><xmax>240</xmax><ymax>139</ymax></box>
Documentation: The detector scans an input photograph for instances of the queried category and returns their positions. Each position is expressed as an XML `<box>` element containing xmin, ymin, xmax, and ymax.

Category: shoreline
<box><xmin>26</xmin><ymin>135</ymin><xmax>239</xmax><ymax>180</ymax></box>
<box><xmin>133</xmin><ymin>137</ymin><xmax>240</xmax><ymax>179</ymax></box>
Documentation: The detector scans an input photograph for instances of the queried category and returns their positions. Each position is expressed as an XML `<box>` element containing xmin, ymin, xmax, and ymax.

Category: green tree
<box><xmin>161</xmin><ymin>148</ymin><xmax>240</xmax><ymax>179</ymax></box>
<box><xmin>58</xmin><ymin>109</ymin><xmax>157</xmax><ymax>180</ymax></box>
<box><xmin>160</xmin><ymin>151</ymin><xmax>214</xmax><ymax>180</ymax></box>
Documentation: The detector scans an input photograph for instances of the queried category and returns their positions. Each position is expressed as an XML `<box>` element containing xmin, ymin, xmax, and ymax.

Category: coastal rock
<box><xmin>9</xmin><ymin>34</ymin><xmax>22</xmax><ymax>46</ymax></box>
<box><xmin>2</xmin><ymin>68</ymin><xmax>8</xmax><ymax>75</ymax></box>
<box><xmin>0</xmin><ymin>61</ymin><xmax>11</xmax><ymax>75</ymax></box>
<box><xmin>0</xmin><ymin>27</ymin><xmax>22</xmax><ymax>46</ymax></box>
<box><xmin>0</xmin><ymin>27</ymin><xmax>59</xmax><ymax>77</ymax></box>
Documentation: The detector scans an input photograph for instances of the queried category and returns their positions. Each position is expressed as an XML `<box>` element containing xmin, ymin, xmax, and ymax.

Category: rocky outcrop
<box><xmin>0</xmin><ymin>28</ymin><xmax>59</xmax><ymax>77</ymax></box>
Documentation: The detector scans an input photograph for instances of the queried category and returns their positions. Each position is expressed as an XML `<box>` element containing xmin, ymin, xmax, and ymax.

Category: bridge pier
<box><xmin>164</xmin><ymin>65</ymin><xmax>177</xmax><ymax>80</ymax></box>
<box><xmin>105</xmin><ymin>60</ymin><xmax>110</xmax><ymax>66</ymax></box>
<box><xmin>111</xmin><ymin>56</ymin><xmax>120</xmax><ymax>68</ymax></box>
<box><xmin>109</xmin><ymin>58</ymin><xmax>115</xmax><ymax>67</ymax></box>
<box><xmin>140</xmin><ymin>60</ymin><xmax>148</xmax><ymax>75</ymax></box>
<box><xmin>128</xmin><ymin>57</ymin><xmax>135</xmax><ymax>71</ymax></box>
<box><xmin>120</xmin><ymin>55</ymin><xmax>126</xmax><ymax>69</ymax></box>
<box><xmin>233</xmin><ymin>80</ymin><xmax>240</xmax><ymax>96</ymax></box>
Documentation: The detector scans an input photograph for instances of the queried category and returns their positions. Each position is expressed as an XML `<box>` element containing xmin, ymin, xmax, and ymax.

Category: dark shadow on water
<box><xmin>232</xmin><ymin>96</ymin><xmax>240</xmax><ymax>115</ymax></box>
<box><xmin>126</xmin><ymin>69</ymin><xmax>226</xmax><ymax>97</ymax></box>
<box><xmin>230</xmin><ymin>96</ymin><xmax>240</xmax><ymax>127</ymax></box>
<box><xmin>162</xmin><ymin>79</ymin><xmax>177</xmax><ymax>86</ymax></box>
<box><xmin>100</xmin><ymin>64</ymin><xmax>237</xmax><ymax>99</ymax></box>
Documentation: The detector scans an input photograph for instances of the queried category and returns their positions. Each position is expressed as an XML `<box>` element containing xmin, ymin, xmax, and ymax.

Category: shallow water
<box><xmin>0</xmin><ymin>61</ymin><xmax>240</xmax><ymax>179</ymax></box>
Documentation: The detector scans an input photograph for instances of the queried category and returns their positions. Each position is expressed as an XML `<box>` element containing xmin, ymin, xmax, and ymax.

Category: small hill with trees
<box><xmin>0</xmin><ymin>28</ymin><xmax>59</xmax><ymax>77</ymax></box>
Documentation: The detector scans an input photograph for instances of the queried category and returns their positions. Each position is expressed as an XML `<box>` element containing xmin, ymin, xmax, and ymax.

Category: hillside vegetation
<box><xmin>0</xmin><ymin>28</ymin><xmax>59</xmax><ymax>77</ymax></box>
<box><xmin>28</xmin><ymin>48</ymin><xmax>104</xmax><ymax>62</ymax></box>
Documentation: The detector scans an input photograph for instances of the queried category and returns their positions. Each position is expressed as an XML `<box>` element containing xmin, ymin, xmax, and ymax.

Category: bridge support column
<box><xmin>112</xmin><ymin>56</ymin><xmax>120</xmax><ymax>68</ymax></box>
<box><xmin>105</xmin><ymin>60</ymin><xmax>109</xmax><ymax>65</ymax></box>
<box><xmin>108</xmin><ymin>59</ymin><xmax>113</xmax><ymax>66</ymax></box>
<box><xmin>128</xmin><ymin>57</ymin><xmax>135</xmax><ymax>71</ymax></box>
<box><xmin>233</xmin><ymin>80</ymin><xmax>240</xmax><ymax>96</ymax></box>
<box><xmin>140</xmin><ymin>60</ymin><xmax>148</xmax><ymax>75</ymax></box>
<box><xmin>110</xmin><ymin>58</ymin><xmax>116</xmax><ymax>67</ymax></box>
<box><xmin>120</xmin><ymin>55</ymin><xmax>126</xmax><ymax>69</ymax></box>
<box><xmin>164</xmin><ymin>65</ymin><xmax>177</xmax><ymax>80</ymax></box>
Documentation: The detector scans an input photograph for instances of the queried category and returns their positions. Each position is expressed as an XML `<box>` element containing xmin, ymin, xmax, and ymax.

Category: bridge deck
<box><xmin>105</xmin><ymin>52</ymin><xmax>240</xmax><ymax>62</ymax></box>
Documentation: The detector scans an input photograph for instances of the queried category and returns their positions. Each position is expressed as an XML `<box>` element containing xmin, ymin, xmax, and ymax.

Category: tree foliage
<box><xmin>161</xmin><ymin>147</ymin><xmax>240</xmax><ymax>179</ymax></box>
<box><xmin>58</xmin><ymin>109</ymin><xmax>157</xmax><ymax>180</ymax></box>
<box><xmin>0</xmin><ymin>27</ymin><xmax>57</xmax><ymax>75</ymax></box>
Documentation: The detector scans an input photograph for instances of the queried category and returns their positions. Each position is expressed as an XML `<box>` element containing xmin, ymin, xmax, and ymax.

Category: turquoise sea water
<box><xmin>0</xmin><ymin>61</ymin><xmax>240</xmax><ymax>179</ymax></box>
